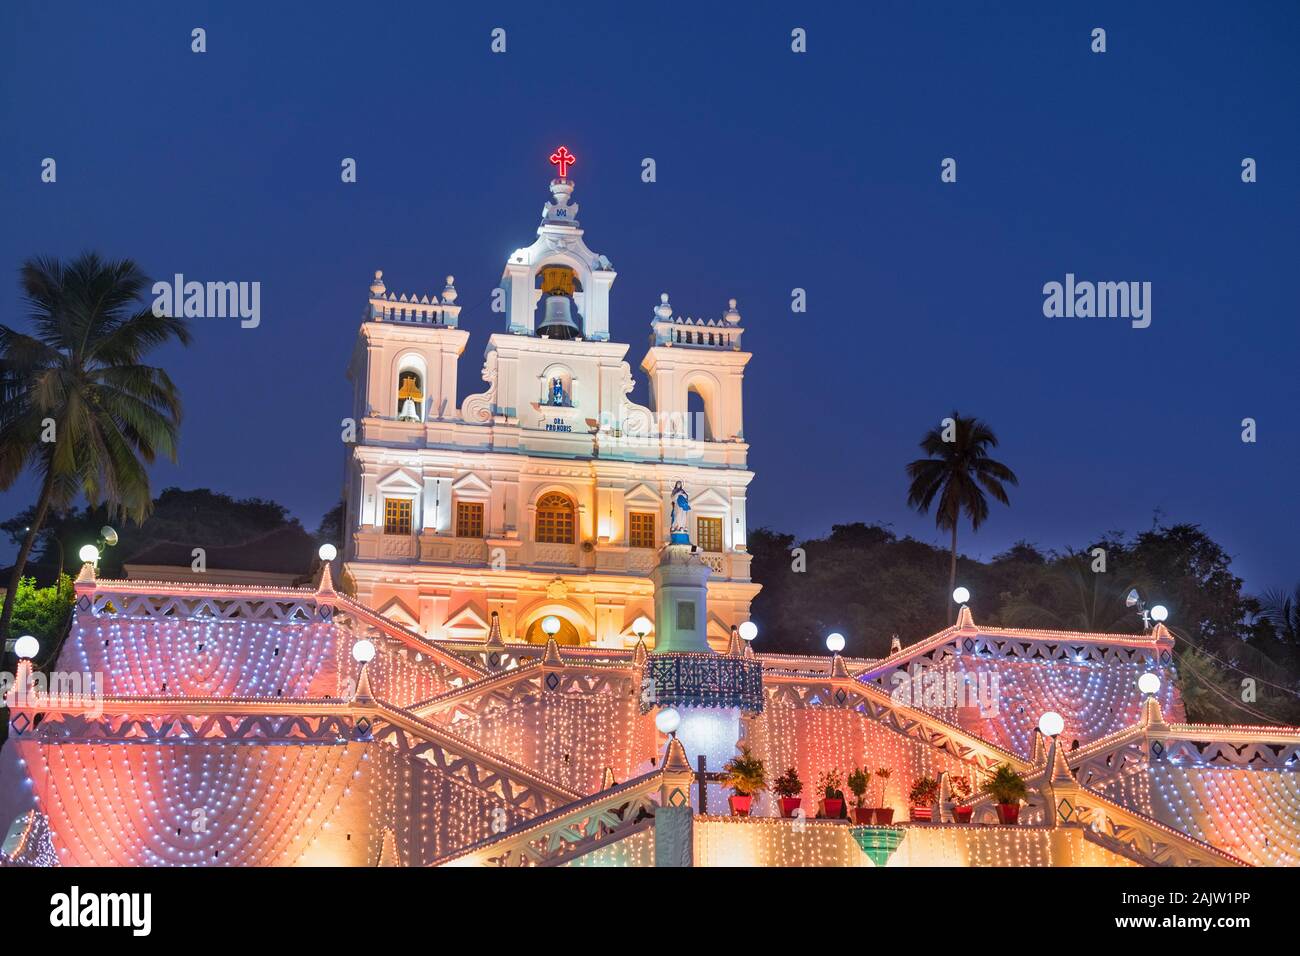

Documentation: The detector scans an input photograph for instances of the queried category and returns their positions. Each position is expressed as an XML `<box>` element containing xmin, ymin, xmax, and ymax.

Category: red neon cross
<box><xmin>549</xmin><ymin>146</ymin><xmax>576</xmax><ymax>178</ymax></box>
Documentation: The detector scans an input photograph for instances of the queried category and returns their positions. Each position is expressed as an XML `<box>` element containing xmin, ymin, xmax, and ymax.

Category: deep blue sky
<box><xmin>1</xmin><ymin>2</ymin><xmax>1297</xmax><ymax>593</ymax></box>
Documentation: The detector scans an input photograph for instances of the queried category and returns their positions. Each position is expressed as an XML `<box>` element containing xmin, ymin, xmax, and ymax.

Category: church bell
<box><xmin>538</xmin><ymin>292</ymin><xmax>581</xmax><ymax>340</ymax></box>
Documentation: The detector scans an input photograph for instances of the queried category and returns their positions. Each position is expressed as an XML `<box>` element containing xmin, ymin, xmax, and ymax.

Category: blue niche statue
<box><xmin>669</xmin><ymin>480</ymin><xmax>691</xmax><ymax>544</ymax></box>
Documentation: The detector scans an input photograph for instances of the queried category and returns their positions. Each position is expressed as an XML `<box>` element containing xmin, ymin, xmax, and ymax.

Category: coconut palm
<box><xmin>0</xmin><ymin>253</ymin><xmax>190</xmax><ymax>641</ymax></box>
<box><xmin>906</xmin><ymin>413</ymin><xmax>1018</xmax><ymax>621</ymax></box>
<box><xmin>1260</xmin><ymin>584</ymin><xmax>1300</xmax><ymax>646</ymax></box>
<box><xmin>1001</xmin><ymin>552</ymin><xmax>1141</xmax><ymax>633</ymax></box>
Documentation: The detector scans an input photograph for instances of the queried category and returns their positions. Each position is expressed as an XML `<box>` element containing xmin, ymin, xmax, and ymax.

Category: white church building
<box><xmin>342</xmin><ymin>149</ymin><xmax>759</xmax><ymax>649</ymax></box>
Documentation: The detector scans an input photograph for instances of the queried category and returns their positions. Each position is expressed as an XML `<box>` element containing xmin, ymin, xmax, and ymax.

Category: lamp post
<box><xmin>633</xmin><ymin>615</ymin><xmax>652</xmax><ymax>643</ymax></box>
<box><xmin>12</xmin><ymin>634</ymin><xmax>39</xmax><ymax>701</ymax></box>
<box><xmin>654</xmin><ymin>707</ymin><xmax>681</xmax><ymax>738</ymax></box>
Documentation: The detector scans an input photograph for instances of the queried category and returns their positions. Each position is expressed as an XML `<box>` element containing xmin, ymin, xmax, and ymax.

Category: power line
<box><xmin>1169</xmin><ymin>625</ymin><xmax>1300</xmax><ymax>699</ymax></box>
<box><xmin>1171</xmin><ymin>646</ymin><xmax>1296</xmax><ymax>724</ymax></box>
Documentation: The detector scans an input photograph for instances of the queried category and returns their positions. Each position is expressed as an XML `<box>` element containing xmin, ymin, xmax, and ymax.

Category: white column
<box><xmin>730</xmin><ymin>494</ymin><xmax>748</xmax><ymax>550</ymax></box>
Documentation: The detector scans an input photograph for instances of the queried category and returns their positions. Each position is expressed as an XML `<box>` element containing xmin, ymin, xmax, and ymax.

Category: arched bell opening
<box><xmin>535</xmin><ymin>265</ymin><xmax>584</xmax><ymax>340</ymax></box>
<box><xmin>396</xmin><ymin>368</ymin><xmax>424</xmax><ymax>422</ymax></box>
<box><xmin>686</xmin><ymin>386</ymin><xmax>713</xmax><ymax>441</ymax></box>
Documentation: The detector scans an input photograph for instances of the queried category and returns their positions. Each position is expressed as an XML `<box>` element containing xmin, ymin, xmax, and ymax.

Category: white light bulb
<box><xmin>1138</xmin><ymin>672</ymin><xmax>1161</xmax><ymax>695</ymax></box>
<box><xmin>632</xmin><ymin>615</ymin><xmax>652</xmax><ymax>638</ymax></box>
<box><xmin>654</xmin><ymin>708</ymin><xmax>680</xmax><ymax>735</ymax></box>
<box><xmin>738</xmin><ymin>621</ymin><xmax>758</xmax><ymax>642</ymax></box>
<box><xmin>1039</xmin><ymin>711</ymin><xmax>1064</xmax><ymax>737</ymax></box>
<box><xmin>541</xmin><ymin>615</ymin><xmax>562</xmax><ymax>636</ymax></box>
<box><xmin>79</xmin><ymin>544</ymin><xmax>99</xmax><ymax>563</ymax></box>
<box><xmin>14</xmin><ymin>635</ymin><xmax>38</xmax><ymax>660</ymax></box>
<box><xmin>318</xmin><ymin>543</ymin><xmax>337</xmax><ymax>562</ymax></box>
<box><xmin>1150</xmin><ymin>605</ymin><xmax>1169</xmax><ymax>623</ymax></box>
<box><xmin>826</xmin><ymin>632</ymin><xmax>845</xmax><ymax>654</ymax></box>
<box><xmin>352</xmin><ymin>639</ymin><xmax>376</xmax><ymax>663</ymax></box>
<box><xmin>952</xmin><ymin>586</ymin><xmax>971</xmax><ymax>605</ymax></box>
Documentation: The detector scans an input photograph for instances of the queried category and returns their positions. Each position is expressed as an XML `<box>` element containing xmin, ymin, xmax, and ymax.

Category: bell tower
<box><xmin>499</xmin><ymin>147</ymin><xmax>617</xmax><ymax>341</ymax></box>
<box><xmin>347</xmin><ymin>271</ymin><xmax>469</xmax><ymax>428</ymax></box>
<box><xmin>642</xmin><ymin>295</ymin><xmax>750</xmax><ymax>445</ymax></box>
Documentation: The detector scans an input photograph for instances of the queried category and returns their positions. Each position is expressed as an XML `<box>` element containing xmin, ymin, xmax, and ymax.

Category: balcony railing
<box><xmin>352</xmin><ymin>529</ymin><xmax>750</xmax><ymax>580</ymax></box>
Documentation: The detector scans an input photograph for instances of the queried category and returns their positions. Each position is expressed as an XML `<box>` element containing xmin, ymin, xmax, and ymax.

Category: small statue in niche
<box><xmin>550</xmin><ymin>376</ymin><xmax>566</xmax><ymax>407</ymax></box>
<box><xmin>669</xmin><ymin>480</ymin><xmax>691</xmax><ymax>540</ymax></box>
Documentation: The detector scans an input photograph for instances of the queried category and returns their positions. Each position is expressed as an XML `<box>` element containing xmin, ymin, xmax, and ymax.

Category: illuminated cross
<box><xmin>549</xmin><ymin>146</ymin><xmax>576</xmax><ymax>179</ymax></box>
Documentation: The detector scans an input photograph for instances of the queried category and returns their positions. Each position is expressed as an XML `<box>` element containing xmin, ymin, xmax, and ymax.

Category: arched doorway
<box><xmin>522</xmin><ymin>614</ymin><xmax>582</xmax><ymax>646</ymax></box>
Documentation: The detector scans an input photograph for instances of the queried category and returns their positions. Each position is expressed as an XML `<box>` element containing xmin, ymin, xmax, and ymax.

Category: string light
<box><xmin>6</xmin><ymin>576</ymin><xmax>1294</xmax><ymax>868</ymax></box>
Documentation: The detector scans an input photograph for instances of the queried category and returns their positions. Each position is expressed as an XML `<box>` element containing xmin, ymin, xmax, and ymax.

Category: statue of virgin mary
<box><xmin>668</xmin><ymin>481</ymin><xmax>691</xmax><ymax>542</ymax></box>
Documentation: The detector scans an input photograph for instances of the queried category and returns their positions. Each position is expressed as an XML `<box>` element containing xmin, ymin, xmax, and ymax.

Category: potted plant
<box><xmin>847</xmin><ymin>767</ymin><xmax>872</xmax><ymax>824</ymax></box>
<box><xmin>908</xmin><ymin>775</ymin><xmax>939</xmax><ymax>822</ymax></box>
<box><xmin>872</xmin><ymin>767</ymin><xmax>894</xmax><ymax>825</ymax></box>
<box><xmin>950</xmin><ymin>775</ymin><xmax>974</xmax><ymax>823</ymax></box>
<box><xmin>773</xmin><ymin>767</ymin><xmax>803</xmax><ymax>818</ymax></box>
<box><xmin>722</xmin><ymin>745</ymin><xmax>767</xmax><ymax>817</ymax></box>
<box><xmin>817</xmin><ymin>769</ymin><xmax>846</xmax><ymax>819</ymax></box>
<box><xmin>984</xmin><ymin>764</ymin><xmax>1027</xmax><ymax>825</ymax></box>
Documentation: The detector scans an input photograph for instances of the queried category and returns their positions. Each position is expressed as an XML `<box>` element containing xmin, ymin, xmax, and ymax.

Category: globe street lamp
<box><xmin>654</xmin><ymin>707</ymin><xmax>681</xmax><ymax>737</ymax></box>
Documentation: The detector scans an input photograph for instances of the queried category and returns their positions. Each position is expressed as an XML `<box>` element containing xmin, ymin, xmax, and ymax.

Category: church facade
<box><xmin>342</xmin><ymin>150</ymin><xmax>758</xmax><ymax>649</ymax></box>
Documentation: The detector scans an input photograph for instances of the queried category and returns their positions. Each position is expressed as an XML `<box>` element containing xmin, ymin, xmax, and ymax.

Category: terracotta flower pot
<box><xmin>779</xmin><ymin>797</ymin><xmax>801</xmax><ymax>818</ymax></box>
<box><xmin>729</xmin><ymin>794</ymin><xmax>753</xmax><ymax>817</ymax></box>
<box><xmin>853</xmin><ymin>807</ymin><xmax>872</xmax><ymax>825</ymax></box>
<box><xmin>909</xmin><ymin>806</ymin><xmax>932</xmax><ymax>822</ymax></box>
<box><xmin>954</xmin><ymin>806</ymin><xmax>973</xmax><ymax>824</ymax></box>
<box><xmin>821</xmin><ymin>798</ymin><xmax>844</xmax><ymax>819</ymax></box>
<box><xmin>996</xmin><ymin>802</ymin><xmax>1020</xmax><ymax>825</ymax></box>
<box><xmin>872</xmin><ymin>808</ymin><xmax>894</xmax><ymax>825</ymax></box>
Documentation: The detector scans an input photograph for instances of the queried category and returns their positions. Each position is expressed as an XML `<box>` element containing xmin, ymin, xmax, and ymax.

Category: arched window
<box><xmin>687</xmin><ymin>386</ymin><xmax>713</xmax><ymax>441</ymax></box>
<box><xmin>396</xmin><ymin>369</ymin><xmax>423</xmax><ymax>422</ymax></box>
<box><xmin>535</xmin><ymin>493</ymin><xmax>576</xmax><ymax>544</ymax></box>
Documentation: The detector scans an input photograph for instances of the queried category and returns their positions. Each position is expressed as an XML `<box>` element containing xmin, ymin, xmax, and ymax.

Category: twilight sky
<box><xmin>1</xmin><ymin>2</ymin><xmax>1297</xmax><ymax>593</ymax></box>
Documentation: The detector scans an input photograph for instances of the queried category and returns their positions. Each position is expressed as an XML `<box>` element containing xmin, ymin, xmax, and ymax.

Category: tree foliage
<box><xmin>0</xmin><ymin>574</ymin><xmax>73</xmax><ymax>659</ymax></box>
<box><xmin>750</xmin><ymin>519</ymin><xmax>1300</xmax><ymax>724</ymax></box>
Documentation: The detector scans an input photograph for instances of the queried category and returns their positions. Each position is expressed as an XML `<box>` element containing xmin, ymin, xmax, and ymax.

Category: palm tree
<box><xmin>0</xmin><ymin>253</ymin><xmax>190</xmax><ymax>642</ymax></box>
<box><xmin>1259</xmin><ymin>584</ymin><xmax>1300</xmax><ymax>646</ymax></box>
<box><xmin>1001</xmin><ymin>552</ymin><xmax>1142</xmax><ymax>633</ymax></box>
<box><xmin>906</xmin><ymin>413</ymin><xmax>1018</xmax><ymax>622</ymax></box>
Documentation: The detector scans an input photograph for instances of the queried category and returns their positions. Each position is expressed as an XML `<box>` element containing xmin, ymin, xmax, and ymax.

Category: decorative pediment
<box><xmin>444</xmin><ymin>602</ymin><xmax>490</xmax><ymax>639</ymax></box>
<box><xmin>376</xmin><ymin>596</ymin><xmax>419</xmax><ymax>629</ymax></box>
<box><xmin>707</xmin><ymin>614</ymin><xmax>732</xmax><ymax>643</ymax></box>
<box><xmin>377</xmin><ymin>468</ymin><xmax>423</xmax><ymax>493</ymax></box>
<box><xmin>624</xmin><ymin>482</ymin><xmax>661</xmax><ymax>506</ymax></box>
<box><xmin>452</xmin><ymin>473</ymin><xmax>493</xmax><ymax>495</ymax></box>
<box><xmin>690</xmin><ymin>488</ymin><xmax>730</xmax><ymax>510</ymax></box>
